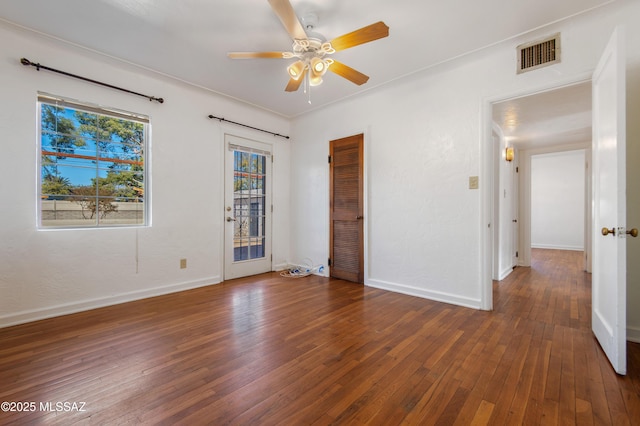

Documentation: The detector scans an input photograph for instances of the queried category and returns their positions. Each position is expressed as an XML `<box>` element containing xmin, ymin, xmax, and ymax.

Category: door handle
<box><xmin>226</xmin><ymin>216</ymin><xmax>236</xmax><ymax>222</ymax></box>
<box><xmin>602</xmin><ymin>227</ymin><xmax>638</xmax><ymax>237</ymax></box>
<box><xmin>602</xmin><ymin>227</ymin><xmax>616</xmax><ymax>236</ymax></box>
<box><xmin>356</xmin><ymin>215</ymin><xmax>363</xmax><ymax>220</ymax></box>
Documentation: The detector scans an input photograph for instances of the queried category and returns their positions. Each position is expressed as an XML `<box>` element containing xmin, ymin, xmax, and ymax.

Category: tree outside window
<box><xmin>38</xmin><ymin>95</ymin><xmax>148</xmax><ymax>228</ymax></box>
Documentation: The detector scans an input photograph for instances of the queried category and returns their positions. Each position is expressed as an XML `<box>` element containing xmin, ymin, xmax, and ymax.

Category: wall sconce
<box><xmin>505</xmin><ymin>147</ymin><xmax>514</xmax><ymax>162</ymax></box>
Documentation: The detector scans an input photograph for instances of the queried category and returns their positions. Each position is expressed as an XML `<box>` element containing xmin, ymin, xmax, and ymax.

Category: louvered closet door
<box><xmin>330</xmin><ymin>134</ymin><xmax>364</xmax><ymax>283</ymax></box>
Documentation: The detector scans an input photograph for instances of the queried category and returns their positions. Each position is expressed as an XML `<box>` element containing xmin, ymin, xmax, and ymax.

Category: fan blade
<box><xmin>330</xmin><ymin>21</ymin><xmax>389</xmax><ymax>52</ymax></box>
<box><xmin>228</xmin><ymin>52</ymin><xmax>287</xmax><ymax>59</ymax></box>
<box><xmin>285</xmin><ymin>69</ymin><xmax>307</xmax><ymax>92</ymax></box>
<box><xmin>328</xmin><ymin>60</ymin><xmax>369</xmax><ymax>85</ymax></box>
<box><xmin>268</xmin><ymin>0</ymin><xmax>307</xmax><ymax>41</ymax></box>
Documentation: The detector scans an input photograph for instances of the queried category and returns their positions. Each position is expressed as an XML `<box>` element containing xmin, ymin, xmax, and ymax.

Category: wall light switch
<box><xmin>469</xmin><ymin>176</ymin><xmax>479</xmax><ymax>189</ymax></box>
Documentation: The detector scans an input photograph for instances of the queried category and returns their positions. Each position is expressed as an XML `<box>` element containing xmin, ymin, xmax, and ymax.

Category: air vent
<box><xmin>517</xmin><ymin>33</ymin><xmax>560</xmax><ymax>74</ymax></box>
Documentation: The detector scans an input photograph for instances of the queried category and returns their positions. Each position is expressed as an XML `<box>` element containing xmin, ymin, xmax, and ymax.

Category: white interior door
<box><xmin>592</xmin><ymin>28</ymin><xmax>626</xmax><ymax>375</ymax></box>
<box><xmin>224</xmin><ymin>134</ymin><xmax>272</xmax><ymax>280</ymax></box>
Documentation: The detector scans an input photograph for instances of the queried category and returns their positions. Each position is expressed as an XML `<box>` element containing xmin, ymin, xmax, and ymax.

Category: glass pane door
<box><xmin>224</xmin><ymin>135</ymin><xmax>272</xmax><ymax>279</ymax></box>
<box><xmin>233</xmin><ymin>150</ymin><xmax>266</xmax><ymax>261</ymax></box>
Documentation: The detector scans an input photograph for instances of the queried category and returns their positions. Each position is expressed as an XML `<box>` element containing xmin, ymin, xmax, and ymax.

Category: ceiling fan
<box><xmin>228</xmin><ymin>0</ymin><xmax>389</xmax><ymax>93</ymax></box>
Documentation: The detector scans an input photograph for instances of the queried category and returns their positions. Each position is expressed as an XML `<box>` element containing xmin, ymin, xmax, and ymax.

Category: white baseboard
<box><xmin>498</xmin><ymin>267</ymin><xmax>514</xmax><ymax>281</ymax></box>
<box><xmin>531</xmin><ymin>244</ymin><xmax>584</xmax><ymax>251</ymax></box>
<box><xmin>366</xmin><ymin>278</ymin><xmax>481</xmax><ymax>310</ymax></box>
<box><xmin>0</xmin><ymin>276</ymin><xmax>221</xmax><ymax>329</ymax></box>
<box><xmin>273</xmin><ymin>262</ymin><xmax>290</xmax><ymax>271</ymax></box>
<box><xmin>628</xmin><ymin>325</ymin><xmax>640</xmax><ymax>344</ymax></box>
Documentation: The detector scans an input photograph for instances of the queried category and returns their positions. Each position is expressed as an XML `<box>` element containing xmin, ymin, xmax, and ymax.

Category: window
<box><xmin>232</xmin><ymin>150</ymin><xmax>266</xmax><ymax>260</ymax></box>
<box><xmin>38</xmin><ymin>93</ymin><xmax>149</xmax><ymax>228</ymax></box>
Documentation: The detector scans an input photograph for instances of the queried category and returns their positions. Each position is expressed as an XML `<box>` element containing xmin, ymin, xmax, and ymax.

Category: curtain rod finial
<box><xmin>20</xmin><ymin>58</ymin><xmax>31</xmax><ymax>66</ymax></box>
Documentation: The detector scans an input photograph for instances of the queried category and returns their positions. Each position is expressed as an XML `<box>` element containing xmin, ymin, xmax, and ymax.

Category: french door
<box><xmin>224</xmin><ymin>134</ymin><xmax>272</xmax><ymax>280</ymax></box>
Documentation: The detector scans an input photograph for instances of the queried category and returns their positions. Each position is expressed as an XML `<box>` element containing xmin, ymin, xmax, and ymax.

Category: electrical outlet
<box><xmin>180</xmin><ymin>258</ymin><xmax>187</xmax><ymax>269</ymax></box>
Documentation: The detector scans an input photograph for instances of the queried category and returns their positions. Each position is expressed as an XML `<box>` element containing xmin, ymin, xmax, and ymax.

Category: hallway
<box><xmin>494</xmin><ymin>249</ymin><xmax>591</xmax><ymax>329</ymax></box>
<box><xmin>493</xmin><ymin>248</ymin><xmax>640</xmax><ymax>423</ymax></box>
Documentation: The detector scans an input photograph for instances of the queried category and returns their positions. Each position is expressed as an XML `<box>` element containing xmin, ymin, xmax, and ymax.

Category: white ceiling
<box><xmin>1</xmin><ymin>0</ymin><xmax>610</xmax><ymax>121</ymax></box>
<box><xmin>492</xmin><ymin>82</ymin><xmax>592</xmax><ymax>150</ymax></box>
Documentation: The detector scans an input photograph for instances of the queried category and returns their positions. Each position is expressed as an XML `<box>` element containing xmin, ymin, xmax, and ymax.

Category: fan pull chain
<box><xmin>305</xmin><ymin>71</ymin><xmax>312</xmax><ymax>104</ymax></box>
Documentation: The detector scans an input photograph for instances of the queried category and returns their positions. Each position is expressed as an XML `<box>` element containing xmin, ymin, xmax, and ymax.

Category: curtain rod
<box><xmin>20</xmin><ymin>58</ymin><xmax>164</xmax><ymax>104</ymax></box>
<box><xmin>208</xmin><ymin>115</ymin><xmax>289</xmax><ymax>140</ymax></box>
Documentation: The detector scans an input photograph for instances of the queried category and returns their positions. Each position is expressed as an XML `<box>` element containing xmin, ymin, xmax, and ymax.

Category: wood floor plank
<box><xmin>521</xmin><ymin>338</ymin><xmax>552</xmax><ymax>424</ymax></box>
<box><xmin>470</xmin><ymin>399</ymin><xmax>496</xmax><ymax>426</ymax></box>
<box><xmin>559</xmin><ymin>326</ymin><xmax>577</xmax><ymax>424</ymax></box>
<box><xmin>1</xmin><ymin>249</ymin><xmax>639</xmax><ymax>424</ymax></box>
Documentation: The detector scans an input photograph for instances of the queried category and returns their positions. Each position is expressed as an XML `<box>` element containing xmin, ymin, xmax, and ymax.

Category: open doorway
<box><xmin>490</xmin><ymin>81</ymin><xmax>593</xmax><ymax>284</ymax></box>
<box><xmin>485</xmin><ymin>29</ymin><xmax>630</xmax><ymax>374</ymax></box>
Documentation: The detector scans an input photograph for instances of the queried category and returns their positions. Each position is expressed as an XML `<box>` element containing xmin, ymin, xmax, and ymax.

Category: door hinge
<box><xmin>328</xmin><ymin>155</ymin><xmax>332</xmax><ymax>164</ymax></box>
<box><xmin>328</xmin><ymin>258</ymin><xmax>332</xmax><ymax>266</ymax></box>
<box><xmin>271</xmin><ymin>205</ymin><xmax>273</xmax><ymax>213</ymax></box>
<box><xmin>516</xmin><ymin>251</ymin><xmax>519</xmax><ymax>258</ymax></box>
<box><xmin>271</xmin><ymin>254</ymin><xmax>273</xmax><ymax>261</ymax></box>
<box><xmin>516</xmin><ymin>166</ymin><xmax>519</xmax><ymax>173</ymax></box>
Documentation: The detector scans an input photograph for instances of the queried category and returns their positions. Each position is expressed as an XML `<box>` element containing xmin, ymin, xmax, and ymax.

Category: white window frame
<box><xmin>37</xmin><ymin>93</ymin><xmax>150</xmax><ymax>229</ymax></box>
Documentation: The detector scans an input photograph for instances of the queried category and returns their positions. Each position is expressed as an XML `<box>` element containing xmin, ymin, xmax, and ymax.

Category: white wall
<box><xmin>531</xmin><ymin>150</ymin><xmax>585</xmax><ymax>250</ymax></box>
<box><xmin>289</xmin><ymin>0</ymin><xmax>640</xmax><ymax>334</ymax></box>
<box><xmin>0</xmin><ymin>22</ymin><xmax>291</xmax><ymax>327</ymax></box>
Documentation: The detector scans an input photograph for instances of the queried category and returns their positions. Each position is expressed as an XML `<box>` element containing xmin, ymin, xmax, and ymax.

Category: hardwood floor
<box><xmin>1</xmin><ymin>249</ymin><xmax>638</xmax><ymax>424</ymax></box>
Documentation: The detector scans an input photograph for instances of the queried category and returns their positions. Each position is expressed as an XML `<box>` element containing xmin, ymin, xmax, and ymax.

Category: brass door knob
<box><xmin>627</xmin><ymin>228</ymin><xmax>639</xmax><ymax>238</ymax></box>
<box><xmin>602</xmin><ymin>227</ymin><xmax>616</xmax><ymax>236</ymax></box>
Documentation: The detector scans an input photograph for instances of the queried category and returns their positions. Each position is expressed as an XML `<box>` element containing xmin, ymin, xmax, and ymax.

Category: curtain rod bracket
<box><xmin>21</xmin><ymin>57</ymin><xmax>164</xmax><ymax>104</ymax></box>
<box><xmin>208</xmin><ymin>114</ymin><xmax>289</xmax><ymax>140</ymax></box>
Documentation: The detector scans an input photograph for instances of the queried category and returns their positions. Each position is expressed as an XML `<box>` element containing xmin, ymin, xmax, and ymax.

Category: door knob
<box><xmin>602</xmin><ymin>227</ymin><xmax>615</xmax><ymax>236</ymax></box>
<box><xmin>226</xmin><ymin>216</ymin><xmax>236</xmax><ymax>222</ymax></box>
<box><xmin>627</xmin><ymin>228</ymin><xmax>639</xmax><ymax>238</ymax></box>
<box><xmin>356</xmin><ymin>215</ymin><xmax>363</xmax><ymax>220</ymax></box>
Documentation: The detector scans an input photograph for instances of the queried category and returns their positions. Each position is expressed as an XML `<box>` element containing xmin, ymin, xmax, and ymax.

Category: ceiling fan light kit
<box><xmin>228</xmin><ymin>0</ymin><xmax>389</xmax><ymax>100</ymax></box>
<box><xmin>287</xmin><ymin>60</ymin><xmax>305</xmax><ymax>79</ymax></box>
